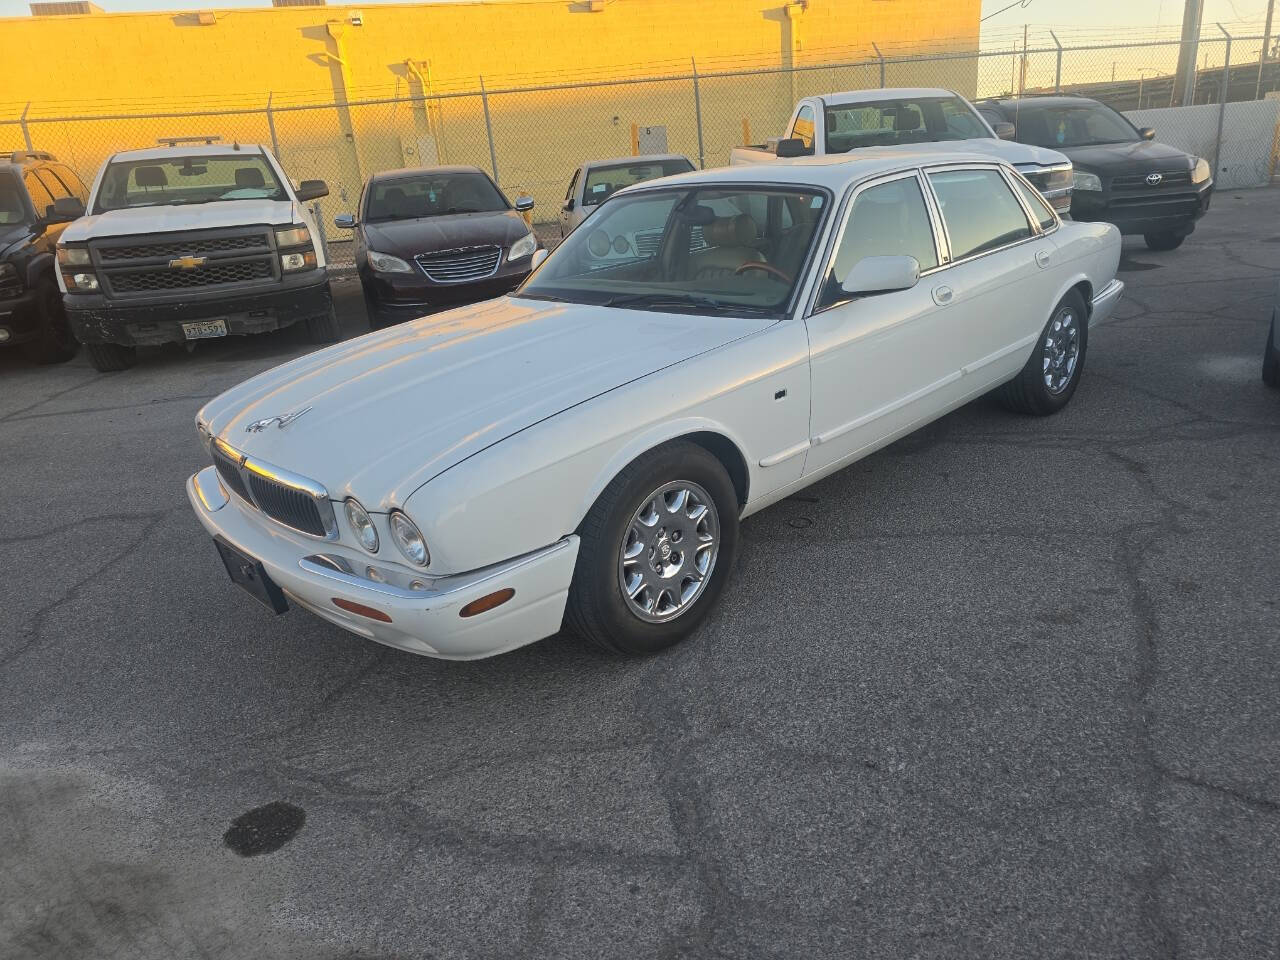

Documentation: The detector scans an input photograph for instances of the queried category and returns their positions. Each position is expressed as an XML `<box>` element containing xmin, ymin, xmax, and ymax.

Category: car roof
<box><xmin>983</xmin><ymin>95</ymin><xmax>1101</xmax><ymax>110</ymax></box>
<box><xmin>639</xmin><ymin>146</ymin><xmax>1008</xmax><ymax>192</ymax></box>
<box><xmin>369</xmin><ymin>165</ymin><xmax>490</xmax><ymax>183</ymax></box>
<box><xmin>107</xmin><ymin>143</ymin><xmax>268</xmax><ymax>162</ymax></box>
<box><xmin>818</xmin><ymin>87</ymin><xmax>961</xmax><ymax>107</ymax></box>
<box><xmin>584</xmin><ymin>154</ymin><xmax>691</xmax><ymax>169</ymax></box>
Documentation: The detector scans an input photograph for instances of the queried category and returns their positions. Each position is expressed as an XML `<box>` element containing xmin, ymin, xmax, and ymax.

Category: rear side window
<box><xmin>23</xmin><ymin>172</ymin><xmax>54</xmax><ymax>220</ymax></box>
<box><xmin>35</xmin><ymin>169</ymin><xmax>70</xmax><ymax>202</ymax></box>
<box><xmin>51</xmin><ymin>164</ymin><xmax>89</xmax><ymax>203</ymax></box>
<box><xmin>928</xmin><ymin>168</ymin><xmax>1032</xmax><ymax>260</ymax></box>
<box><xmin>1011</xmin><ymin>176</ymin><xmax>1057</xmax><ymax>230</ymax></box>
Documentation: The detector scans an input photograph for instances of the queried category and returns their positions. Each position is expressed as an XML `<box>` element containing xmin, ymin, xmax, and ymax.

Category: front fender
<box><xmin>23</xmin><ymin>250</ymin><xmax>54</xmax><ymax>289</ymax></box>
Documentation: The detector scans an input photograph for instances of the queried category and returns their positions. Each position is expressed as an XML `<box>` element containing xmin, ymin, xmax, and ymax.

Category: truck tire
<box><xmin>21</xmin><ymin>279</ymin><xmax>79</xmax><ymax>365</ymax></box>
<box><xmin>305</xmin><ymin>305</ymin><xmax>341</xmax><ymax>344</ymax></box>
<box><xmin>86</xmin><ymin>341</ymin><xmax>138</xmax><ymax>373</ymax></box>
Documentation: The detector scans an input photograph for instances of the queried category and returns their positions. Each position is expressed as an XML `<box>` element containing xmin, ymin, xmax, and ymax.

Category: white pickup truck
<box><xmin>731</xmin><ymin>88</ymin><xmax>1073</xmax><ymax>215</ymax></box>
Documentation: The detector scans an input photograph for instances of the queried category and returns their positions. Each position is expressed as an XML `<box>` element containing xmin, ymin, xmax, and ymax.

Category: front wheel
<box><xmin>86</xmin><ymin>341</ymin><xmax>137</xmax><ymax>373</ymax></box>
<box><xmin>21</xmin><ymin>279</ymin><xmax>79</xmax><ymax>365</ymax></box>
<box><xmin>565</xmin><ymin>441</ymin><xmax>740</xmax><ymax>656</ymax></box>
<box><xmin>1144</xmin><ymin>231</ymin><xmax>1186</xmax><ymax>251</ymax></box>
<box><xmin>997</xmin><ymin>290</ymin><xmax>1089</xmax><ymax>416</ymax></box>
<box><xmin>305</xmin><ymin>304</ymin><xmax>342</xmax><ymax>343</ymax></box>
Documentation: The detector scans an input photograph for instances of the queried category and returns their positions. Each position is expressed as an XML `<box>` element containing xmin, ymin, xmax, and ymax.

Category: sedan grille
<box><xmin>414</xmin><ymin>246</ymin><xmax>502</xmax><ymax>284</ymax></box>
<box><xmin>210</xmin><ymin>440</ymin><xmax>335</xmax><ymax>539</ymax></box>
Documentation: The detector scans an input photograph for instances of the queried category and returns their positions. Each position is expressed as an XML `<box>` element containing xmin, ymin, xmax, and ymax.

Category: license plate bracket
<box><xmin>213</xmin><ymin>537</ymin><xmax>288</xmax><ymax>614</ymax></box>
<box><xmin>183</xmin><ymin>318</ymin><xmax>228</xmax><ymax>340</ymax></box>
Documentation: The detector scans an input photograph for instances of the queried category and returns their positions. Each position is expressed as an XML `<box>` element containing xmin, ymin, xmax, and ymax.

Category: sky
<box><xmin>0</xmin><ymin>0</ymin><xmax>1273</xmax><ymax>37</ymax></box>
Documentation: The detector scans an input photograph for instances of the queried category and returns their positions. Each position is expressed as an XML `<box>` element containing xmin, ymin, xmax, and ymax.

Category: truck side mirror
<box><xmin>563</xmin><ymin>198</ymin><xmax>575</xmax><ymax>212</ymax></box>
<box><xmin>775</xmin><ymin>137</ymin><xmax>811</xmax><ymax>159</ymax></box>
<box><xmin>993</xmin><ymin>121</ymin><xmax>1017</xmax><ymax>141</ymax></box>
<box><xmin>530</xmin><ymin>248</ymin><xmax>549</xmax><ymax>270</ymax></box>
<box><xmin>47</xmin><ymin>196</ymin><xmax>85</xmax><ymax>223</ymax></box>
<box><xmin>295</xmin><ymin>179</ymin><xmax>329</xmax><ymax>202</ymax></box>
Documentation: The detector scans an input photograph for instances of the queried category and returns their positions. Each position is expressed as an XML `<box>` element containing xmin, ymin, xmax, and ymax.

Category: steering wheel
<box><xmin>734</xmin><ymin>261</ymin><xmax>792</xmax><ymax>284</ymax></box>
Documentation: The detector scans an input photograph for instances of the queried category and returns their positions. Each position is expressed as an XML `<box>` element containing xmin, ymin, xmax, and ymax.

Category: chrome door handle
<box><xmin>1035</xmin><ymin>249</ymin><xmax>1051</xmax><ymax>268</ymax></box>
<box><xmin>933</xmin><ymin>285</ymin><xmax>953</xmax><ymax>306</ymax></box>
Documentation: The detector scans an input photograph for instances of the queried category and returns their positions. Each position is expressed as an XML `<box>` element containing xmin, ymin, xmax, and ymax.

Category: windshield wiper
<box><xmin>601</xmin><ymin>292</ymin><xmax>771</xmax><ymax>315</ymax></box>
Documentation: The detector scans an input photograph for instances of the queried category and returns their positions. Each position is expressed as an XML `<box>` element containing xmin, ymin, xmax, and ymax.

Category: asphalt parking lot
<box><xmin>2</xmin><ymin>191</ymin><xmax>1278</xmax><ymax>960</ymax></box>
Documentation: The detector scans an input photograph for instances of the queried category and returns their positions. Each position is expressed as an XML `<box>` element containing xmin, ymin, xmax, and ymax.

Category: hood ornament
<box><xmin>245</xmin><ymin>406</ymin><xmax>312</xmax><ymax>433</ymax></box>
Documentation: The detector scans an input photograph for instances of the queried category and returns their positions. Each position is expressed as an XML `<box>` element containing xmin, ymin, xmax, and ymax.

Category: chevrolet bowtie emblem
<box><xmin>245</xmin><ymin>407</ymin><xmax>312</xmax><ymax>432</ymax></box>
<box><xmin>169</xmin><ymin>255</ymin><xmax>207</xmax><ymax>270</ymax></box>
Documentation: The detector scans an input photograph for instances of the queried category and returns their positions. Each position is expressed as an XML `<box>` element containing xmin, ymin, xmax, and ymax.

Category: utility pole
<box><xmin>1173</xmin><ymin>0</ymin><xmax>1205</xmax><ymax>106</ymax></box>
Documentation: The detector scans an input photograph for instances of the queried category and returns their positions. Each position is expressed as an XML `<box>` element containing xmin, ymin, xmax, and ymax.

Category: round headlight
<box><xmin>344</xmin><ymin>498</ymin><xmax>379</xmax><ymax>554</ymax></box>
<box><xmin>389</xmin><ymin>510</ymin><xmax>430</xmax><ymax>566</ymax></box>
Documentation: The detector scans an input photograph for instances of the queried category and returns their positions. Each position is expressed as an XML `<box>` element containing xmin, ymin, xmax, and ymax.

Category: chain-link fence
<box><xmin>3</xmin><ymin>29</ymin><xmax>1278</xmax><ymax>266</ymax></box>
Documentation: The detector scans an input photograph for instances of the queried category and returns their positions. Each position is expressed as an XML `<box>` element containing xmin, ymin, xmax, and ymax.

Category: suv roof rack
<box><xmin>8</xmin><ymin>150</ymin><xmax>56</xmax><ymax>163</ymax></box>
<box><xmin>156</xmin><ymin>136</ymin><xmax>223</xmax><ymax>146</ymax></box>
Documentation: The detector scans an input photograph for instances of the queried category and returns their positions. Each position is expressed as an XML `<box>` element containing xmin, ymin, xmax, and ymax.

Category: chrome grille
<box><xmin>210</xmin><ymin>440</ymin><xmax>336</xmax><ymax>540</ymax></box>
<box><xmin>414</xmin><ymin>246</ymin><xmax>501</xmax><ymax>284</ymax></box>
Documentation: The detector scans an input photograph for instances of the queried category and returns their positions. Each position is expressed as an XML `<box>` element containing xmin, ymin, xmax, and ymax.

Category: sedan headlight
<box><xmin>57</xmin><ymin>244</ymin><xmax>90</xmax><ymax>267</ymax></box>
<box><xmin>1072</xmin><ymin>170</ymin><xmax>1102</xmax><ymax>192</ymax></box>
<box><xmin>1190</xmin><ymin>157</ymin><xmax>1212</xmax><ymax>184</ymax></box>
<box><xmin>275</xmin><ymin>224</ymin><xmax>311</xmax><ymax>248</ymax></box>
<box><xmin>344</xmin><ymin>498</ymin><xmax>380</xmax><ymax>554</ymax></box>
<box><xmin>367</xmin><ymin>250</ymin><xmax>414</xmax><ymax>274</ymax></box>
<box><xmin>507</xmin><ymin>232</ymin><xmax>537</xmax><ymax>262</ymax></box>
<box><xmin>389</xmin><ymin>510</ymin><xmax>430</xmax><ymax>566</ymax></box>
<box><xmin>0</xmin><ymin>262</ymin><xmax>16</xmax><ymax>282</ymax></box>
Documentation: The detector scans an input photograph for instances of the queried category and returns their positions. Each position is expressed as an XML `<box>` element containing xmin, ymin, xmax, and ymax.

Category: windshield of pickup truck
<box><xmin>1010</xmin><ymin>104</ymin><xmax>1140</xmax><ymax>148</ymax></box>
<box><xmin>517</xmin><ymin>185</ymin><xmax>827</xmax><ymax>316</ymax></box>
<box><xmin>93</xmin><ymin>155</ymin><xmax>287</xmax><ymax>212</ymax></box>
<box><xmin>825</xmin><ymin>96</ymin><xmax>991</xmax><ymax>153</ymax></box>
<box><xmin>582</xmin><ymin>158</ymin><xmax>695</xmax><ymax>206</ymax></box>
<box><xmin>364</xmin><ymin>172</ymin><xmax>508</xmax><ymax>222</ymax></box>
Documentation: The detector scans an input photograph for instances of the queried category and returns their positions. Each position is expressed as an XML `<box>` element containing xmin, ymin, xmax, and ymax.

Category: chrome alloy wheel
<box><xmin>1042</xmin><ymin>306</ymin><xmax>1081</xmax><ymax>395</ymax></box>
<box><xmin>618</xmin><ymin>480</ymin><xmax>720</xmax><ymax>623</ymax></box>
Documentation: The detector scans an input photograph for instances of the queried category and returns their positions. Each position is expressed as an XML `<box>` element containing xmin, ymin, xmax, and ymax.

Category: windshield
<box><xmin>92</xmin><ymin>155</ymin><xmax>286</xmax><ymax>212</ymax></box>
<box><xmin>1012</xmin><ymin>104</ymin><xmax>1140</xmax><ymax>147</ymax></box>
<box><xmin>825</xmin><ymin>96</ymin><xmax>991</xmax><ymax>153</ymax></box>
<box><xmin>582</xmin><ymin>158</ymin><xmax>695</xmax><ymax>207</ymax></box>
<box><xmin>517</xmin><ymin>185</ymin><xmax>827</xmax><ymax>317</ymax></box>
<box><xmin>0</xmin><ymin>181</ymin><xmax>27</xmax><ymax>225</ymax></box>
<box><xmin>365</xmin><ymin>172</ymin><xmax>508</xmax><ymax>222</ymax></box>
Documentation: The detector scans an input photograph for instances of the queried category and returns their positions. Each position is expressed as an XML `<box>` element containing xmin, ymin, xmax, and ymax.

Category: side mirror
<box><xmin>1139</xmin><ymin>127</ymin><xmax>1156</xmax><ymax>141</ymax></box>
<box><xmin>775</xmin><ymin>137</ymin><xmax>811</xmax><ymax>159</ymax></box>
<box><xmin>47</xmin><ymin>196</ymin><xmax>85</xmax><ymax>223</ymax></box>
<box><xmin>562</xmin><ymin>198</ymin><xmax>575</xmax><ymax>212</ymax></box>
<box><xmin>295</xmin><ymin>179</ymin><xmax>329</xmax><ymax>202</ymax></box>
<box><xmin>841</xmin><ymin>255</ymin><xmax>920</xmax><ymax>297</ymax></box>
<box><xmin>993</xmin><ymin>121</ymin><xmax>1017</xmax><ymax>141</ymax></box>
<box><xmin>514</xmin><ymin>195</ymin><xmax>535</xmax><ymax>212</ymax></box>
<box><xmin>333</xmin><ymin>213</ymin><xmax>356</xmax><ymax>229</ymax></box>
<box><xmin>530</xmin><ymin>248</ymin><xmax>549</xmax><ymax>271</ymax></box>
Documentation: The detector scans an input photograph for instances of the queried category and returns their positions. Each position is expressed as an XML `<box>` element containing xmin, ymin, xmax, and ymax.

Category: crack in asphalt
<box><xmin>1</xmin><ymin>393</ymin><xmax>217</xmax><ymax>424</ymax></box>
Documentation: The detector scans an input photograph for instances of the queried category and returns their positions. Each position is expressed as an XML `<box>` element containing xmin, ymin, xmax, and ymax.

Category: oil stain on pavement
<box><xmin>223</xmin><ymin>801</ymin><xmax>306</xmax><ymax>857</ymax></box>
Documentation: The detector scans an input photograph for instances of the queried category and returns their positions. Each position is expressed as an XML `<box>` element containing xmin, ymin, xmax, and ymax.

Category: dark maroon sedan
<box><xmin>335</xmin><ymin>165</ymin><xmax>539</xmax><ymax>327</ymax></box>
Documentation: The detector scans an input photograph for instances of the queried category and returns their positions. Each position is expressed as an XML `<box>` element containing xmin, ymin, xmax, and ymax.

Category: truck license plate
<box><xmin>182</xmin><ymin>318</ymin><xmax>228</xmax><ymax>340</ymax></box>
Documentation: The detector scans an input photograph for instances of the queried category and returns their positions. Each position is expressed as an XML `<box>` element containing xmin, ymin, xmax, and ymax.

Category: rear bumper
<box><xmin>187</xmin><ymin>465</ymin><xmax>578</xmax><ymax>660</ymax></box>
<box><xmin>0</xmin><ymin>286</ymin><xmax>40</xmax><ymax>346</ymax></box>
<box><xmin>1073</xmin><ymin>183</ymin><xmax>1212</xmax><ymax>236</ymax></box>
<box><xmin>1090</xmin><ymin>279</ymin><xmax>1124</xmax><ymax>328</ymax></box>
<box><xmin>65</xmin><ymin>271</ymin><xmax>332</xmax><ymax>346</ymax></box>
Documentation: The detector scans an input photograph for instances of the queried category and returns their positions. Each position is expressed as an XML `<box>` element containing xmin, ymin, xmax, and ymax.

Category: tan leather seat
<box><xmin>690</xmin><ymin>214</ymin><xmax>762</xmax><ymax>281</ymax></box>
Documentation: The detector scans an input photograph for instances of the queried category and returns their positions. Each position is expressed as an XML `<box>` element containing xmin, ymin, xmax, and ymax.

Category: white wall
<box><xmin>1124</xmin><ymin>99</ymin><xmax>1280</xmax><ymax>190</ymax></box>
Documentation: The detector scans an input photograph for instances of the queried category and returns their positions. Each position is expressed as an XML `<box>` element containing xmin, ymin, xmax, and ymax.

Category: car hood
<box><xmin>0</xmin><ymin>222</ymin><xmax>32</xmax><ymax>258</ymax></box>
<box><xmin>1057</xmin><ymin>140</ymin><xmax>1193</xmax><ymax>176</ymax></box>
<box><xmin>361</xmin><ymin>210</ymin><xmax>529</xmax><ymax>257</ymax></box>
<box><xmin>61</xmin><ymin>198</ymin><xmax>302</xmax><ymax>241</ymax></box>
<box><xmin>199</xmin><ymin>297</ymin><xmax>770</xmax><ymax>508</ymax></box>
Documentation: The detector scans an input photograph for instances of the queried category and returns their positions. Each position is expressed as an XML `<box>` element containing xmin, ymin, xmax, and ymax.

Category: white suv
<box><xmin>56</xmin><ymin>141</ymin><xmax>335</xmax><ymax>372</ymax></box>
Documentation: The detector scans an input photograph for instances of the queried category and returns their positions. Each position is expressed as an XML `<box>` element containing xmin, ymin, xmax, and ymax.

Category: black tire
<box><xmin>1144</xmin><ymin>231</ymin><xmax>1186</xmax><ymax>251</ymax></box>
<box><xmin>1263</xmin><ymin>313</ymin><xmax>1280</xmax><ymax>389</ymax></box>
<box><xmin>998</xmin><ymin>289</ymin><xmax>1089</xmax><ymax>416</ymax></box>
<box><xmin>361</xmin><ymin>284</ymin><xmax>383</xmax><ymax>330</ymax></box>
<box><xmin>305</xmin><ymin>304</ymin><xmax>342</xmax><ymax>343</ymax></box>
<box><xmin>565</xmin><ymin>440</ymin><xmax>740</xmax><ymax>656</ymax></box>
<box><xmin>20</xmin><ymin>278</ymin><xmax>79</xmax><ymax>365</ymax></box>
<box><xmin>85</xmin><ymin>341</ymin><xmax>137</xmax><ymax>373</ymax></box>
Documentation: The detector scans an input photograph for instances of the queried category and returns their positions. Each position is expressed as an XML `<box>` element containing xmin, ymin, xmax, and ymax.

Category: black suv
<box><xmin>0</xmin><ymin>151</ymin><xmax>83</xmax><ymax>363</ymax></box>
<box><xmin>977</xmin><ymin>96</ymin><xmax>1213</xmax><ymax>251</ymax></box>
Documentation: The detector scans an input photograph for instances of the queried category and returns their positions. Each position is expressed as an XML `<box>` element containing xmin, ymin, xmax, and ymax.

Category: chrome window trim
<box><xmin>920</xmin><ymin>162</ymin><xmax>1045</xmax><ymax>271</ymax></box>
<box><xmin>806</xmin><ymin>168</ymin><xmax>947</xmax><ymax>317</ymax></box>
<box><xmin>212</xmin><ymin>437</ymin><xmax>339</xmax><ymax>541</ymax></box>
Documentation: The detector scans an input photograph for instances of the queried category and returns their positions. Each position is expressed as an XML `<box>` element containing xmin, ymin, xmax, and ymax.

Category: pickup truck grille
<box><xmin>415</xmin><ymin>246</ymin><xmax>501</xmax><ymax>284</ymax></box>
<box><xmin>211</xmin><ymin>439</ymin><xmax>335</xmax><ymax>540</ymax></box>
<box><xmin>90</xmin><ymin>226</ymin><xmax>278</xmax><ymax>300</ymax></box>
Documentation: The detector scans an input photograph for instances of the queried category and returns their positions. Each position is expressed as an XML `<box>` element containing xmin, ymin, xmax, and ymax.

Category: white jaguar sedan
<box><xmin>188</xmin><ymin>150</ymin><xmax>1122</xmax><ymax>659</ymax></box>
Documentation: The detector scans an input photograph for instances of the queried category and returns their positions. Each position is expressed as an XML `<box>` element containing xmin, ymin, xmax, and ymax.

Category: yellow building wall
<box><xmin>0</xmin><ymin>0</ymin><xmax>981</xmax><ymax>222</ymax></box>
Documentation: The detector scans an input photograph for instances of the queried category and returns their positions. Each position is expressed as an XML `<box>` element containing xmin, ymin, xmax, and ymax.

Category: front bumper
<box><xmin>65</xmin><ymin>271</ymin><xmax>332</xmax><ymax>346</ymax></box>
<box><xmin>1072</xmin><ymin>182</ymin><xmax>1212</xmax><ymax>236</ymax></box>
<box><xmin>362</xmin><ymin>264</ymin><xmax>530</xmax><ymax>325</ymax></box>
<box><xmin>0</xmin><ymin>286</ymin><xmax>40</xmax><ymax>346</ymax></box>
<box><xmin>187</xmin><ymin>466</ymin><xmax>579</xmax><ymax>660</ymax></box>
<box><xmin>1089</xmin><ymin>279</ymin><xmax>1124</xmax><ymax>328</ymax></box>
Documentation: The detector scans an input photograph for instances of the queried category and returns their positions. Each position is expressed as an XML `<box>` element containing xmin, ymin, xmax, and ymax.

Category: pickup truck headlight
<box><xmin>367</xmin><ymin>250</ymin><xmax>414</xmax><ymax>274</ymax></box>
<box><xmin>344</xmin><ymin>498</ymin><xmax>380</xmax><ymax>554</ymax></box>
<box><xmin>63</xmin><ymin>271</ymin><xmax>99</xmax><ymax>292</ymax></box>
<box><xmin>57</xmin><ymin>244</ymin><xmax>91</xmax><ymax>267</ymax></box>
<box><xmin>507</xmin><ymin>232</ymin><xmax>537</xmax><ymax>262</ymax></box>
<box><xmin>275</xmin><ymin>225</ymin><xmax>311</xmax><ymax>248</ymax></box>
<box><xmin>1073</xmin><ymin>170</ymin><xmax>1102</xmax><ymax>192</ymax></box>
<box><xmin>389</xmin><ymin>510</ymin><xmax>430</xmax><ymax>566</ymax></box>
<box><xmin>280</xmin><ymin>251</ymin><xmax>317</xmax><ymax>272</ymax></box>
<box><xmin>1190</xmin><ymin>157</ymin><xmax>1212</xmax><ymax>184</ymax></box>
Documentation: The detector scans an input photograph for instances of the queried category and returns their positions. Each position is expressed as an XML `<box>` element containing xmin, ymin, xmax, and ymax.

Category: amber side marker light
<box><xmin>460</xmin><ymin>588</ymin><xmax>515</xmax><ymax>618</ymax></box>
<box><xmin>331</xmin><ymin>598</ymin><xmax>393</xmax><ymax>623</ymax></box>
